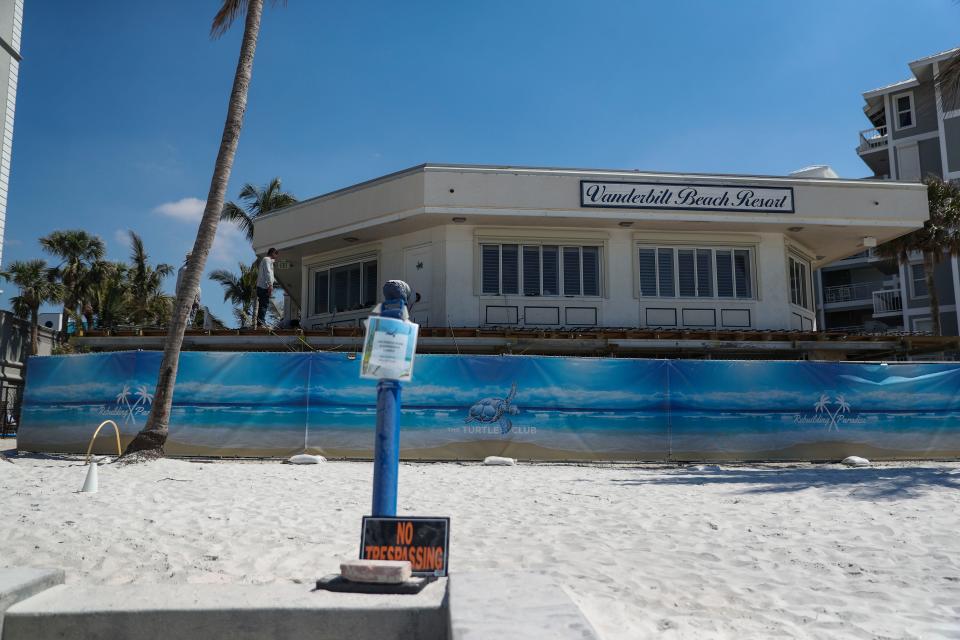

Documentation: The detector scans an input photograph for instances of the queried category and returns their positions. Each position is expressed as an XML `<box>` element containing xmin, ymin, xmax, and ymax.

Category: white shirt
<box><xmin>257</xmin><ymin>256</ymin><xmax>275</xmax><ymax>289</ymax></box>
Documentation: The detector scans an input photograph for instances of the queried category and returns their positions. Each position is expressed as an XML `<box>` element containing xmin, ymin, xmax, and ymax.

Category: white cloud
<box><xmin>153</xmin><ymin>197</ymin><xmax>206</xmax><ymax>221</ymax></box>
<box><xmin>151</xmin><ymin>196</ymin><xmax>254</xmax><ymax>271</ymax></box>
<box><xmin>113</xmin><ymin>229</ymin><xmax>131</xmax><ymax>251</ymax></box>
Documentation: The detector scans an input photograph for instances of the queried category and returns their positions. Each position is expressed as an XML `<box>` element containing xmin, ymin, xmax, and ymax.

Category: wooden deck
<box><xmin>71</xmin><ymin>327</ymin><xmax>960</xmax><ymax>360</ymax></box>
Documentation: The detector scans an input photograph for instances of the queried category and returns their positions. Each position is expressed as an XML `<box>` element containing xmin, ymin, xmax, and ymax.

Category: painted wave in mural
<box><xmin>18</xmin><ymin>352</ymin><xmax>960</xmax><ymax>460</ymax></box>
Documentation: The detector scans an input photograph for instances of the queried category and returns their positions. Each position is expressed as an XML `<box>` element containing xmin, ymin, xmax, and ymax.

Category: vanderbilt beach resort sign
<box><xmin>580</xmin><ymin>180</ymin><xmax>795</xmax><ymax>214</ymax></box>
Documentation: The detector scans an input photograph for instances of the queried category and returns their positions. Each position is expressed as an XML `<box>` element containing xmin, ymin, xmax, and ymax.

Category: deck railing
<box><xmin>872</xmin><ymin>289</ymin><xmax>903</xmax><ymax>316</ymax></box>
<box><xmin>858</xmin><ymin>126</ymin><xmax>888</xmax><ymax>153</ymax></box>
<box><xmin>823</xmin><ymin>281</ymin><xmax>886</xmax><ymax>304</ymax></box>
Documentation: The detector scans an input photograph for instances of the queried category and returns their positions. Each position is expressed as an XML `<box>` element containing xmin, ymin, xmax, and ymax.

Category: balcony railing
<box><xmin>872</xmin><ymin>289</ymin><xmax>903</xmax><ymax>316</ymax></box>
<box><xmin>835</xmin><ymin>247</ymin><xmax>882</xmax><ymax>263</ymax></box>
<box><xmin>858</xmin><ymin>126</ymin><xmax>888</xmax><ymax>153</ymax></box>
<box><xmin>823</xmin><ymin>281</ymin><xmax>886</xmax><ymax>304</ymax></box>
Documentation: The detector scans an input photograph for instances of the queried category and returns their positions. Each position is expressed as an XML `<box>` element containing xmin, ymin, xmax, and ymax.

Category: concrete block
<box><xmin>2</xmin><ymin>581</ymin><xmax>447</xmax><ymax>640</ymax></box>
<box><xmin>341</xmin><ymin>560</ymin><xmax>412</xmax><ymax>584</ymax></box>
<box><xmin>0</xmin><ymin>568</ymin><xmax>64</xmax><ymax>637</ymax></box>
<box><xmin>482</xmin><ymin>456</ymin><xmax>516</xmax><ymax>466</ymax></box>
<box><xmin>447</xmin><ymin>572</ymin><xmax>599</xmax><ymax>640</ymax></box>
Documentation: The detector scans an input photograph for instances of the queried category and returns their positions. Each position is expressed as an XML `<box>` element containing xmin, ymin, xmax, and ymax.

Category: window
<box><xmin>311</xmin><ymin>259</ymin><xmax>378</xmax><ymax>315</ymax></box>
<box><xmin>911</xmin><ymin>263</ymin><xmax>928</xmax><ymax>298</ymax></box>
<box><xmin>893</xmin><ymin>92</ymin><xmax>914</xmax><ymax>130</ymax></box>
<box><xmin>480</xmin><ymin>243</ymin><xmax>601</xmax><ymax>297</ymax></box>
<box><xmin>639</xmin><ymin>245</ymin><xmax>753</xmax><ymax>299</ymax></box>
<box><xmin>788</xmin><ymin>255</ymin><xmax>811</xmax><ymax>309</ymax></box>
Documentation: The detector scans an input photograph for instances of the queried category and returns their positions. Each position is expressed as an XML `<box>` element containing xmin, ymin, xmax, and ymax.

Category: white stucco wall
<box><xmin>298</xmin><ymin>223</ymin><xmax>816</xmax><ymax>331</ymax></box>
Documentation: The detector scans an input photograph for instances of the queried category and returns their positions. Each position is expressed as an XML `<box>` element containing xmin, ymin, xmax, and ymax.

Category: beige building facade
<box><xmin>254</xmin><ymin>164</ymin><xmax>928</xmax><ymax>333</ymax></box>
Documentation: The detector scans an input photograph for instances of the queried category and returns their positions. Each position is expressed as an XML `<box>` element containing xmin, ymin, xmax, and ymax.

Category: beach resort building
<box><xmin>0</xmin><ymin>0</ymin><xmax>21</xmax><ymax>269</ymax></box>
<box><xmin>252</xmin><ymin>164</ymin><xmax>927</xmax><ymax>337</ymax></box>
<box><xmin>817</xmin><ymin>46</ymin><xmax>960</xmax><ymax>335</ymax></box>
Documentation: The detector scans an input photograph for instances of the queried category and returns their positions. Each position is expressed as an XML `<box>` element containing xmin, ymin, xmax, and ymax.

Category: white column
<box><xmin>884</xmin><ymin>92</ymin><xmax>897</xmax><ymax>180</ymax></box>
<box><xmin>815</xmin><ymin>269</ymin><xmax>825</xmax><ymax>331</ymax></box>
<box><xmin>898</xmin><ymin>263</ymin><xmax>910</xmax><ymax>330</ymax></box>
<box><xmin>952</xmin><ymin>256</ymin><xmax>960</xmax><ymax>331</ymax></box>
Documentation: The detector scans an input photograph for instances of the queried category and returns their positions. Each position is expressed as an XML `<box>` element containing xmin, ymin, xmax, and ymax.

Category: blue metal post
<box><xmin>371</xmin><ymin>281</ymin><xmax>409</xmax><ymax>517</ymax></box>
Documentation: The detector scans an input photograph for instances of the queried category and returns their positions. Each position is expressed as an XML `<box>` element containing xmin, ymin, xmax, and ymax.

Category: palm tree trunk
<box><xmin>123</xmin><ymin>0</ymin><xmax>265</xmax><ymax>457</ymax></box>
<box><xmin>30</xmin><ymin>306</ymin><xmax>39</xmax><ymax>356</ymax></box>
<box><xmin>923</xmin><ymin>252</ymin><xmax>941</xmax><ymax>336</ymax></box>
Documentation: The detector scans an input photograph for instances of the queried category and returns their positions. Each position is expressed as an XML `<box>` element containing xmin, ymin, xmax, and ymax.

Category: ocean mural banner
<box><xmin>17</xmin><ymin>352</ymin><xmax>960</xmax><ymax>461</ymax></box>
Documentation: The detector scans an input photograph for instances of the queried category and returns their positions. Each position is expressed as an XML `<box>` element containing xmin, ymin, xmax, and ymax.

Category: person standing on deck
<box><xmin>256</xmin><ymin>248</ymin><xmax>279</xmax><ymax>329</ymax></box>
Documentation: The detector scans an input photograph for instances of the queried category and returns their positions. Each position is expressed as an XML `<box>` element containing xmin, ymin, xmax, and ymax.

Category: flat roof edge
<box><xmin>254</xmin><ymin>162</ymin><xmax>927</xmax><ymax>232</ymax></box>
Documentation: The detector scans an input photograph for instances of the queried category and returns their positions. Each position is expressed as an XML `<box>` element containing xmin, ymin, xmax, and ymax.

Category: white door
<box><xmin>897</xmin><ymin>143</ymin><xmax>921</xmax><ymax>181</ymax></box>
<box><xmin>403</xmin><ymin>244</ymin><xmax>432</xmax><ymax>325</ymax></box>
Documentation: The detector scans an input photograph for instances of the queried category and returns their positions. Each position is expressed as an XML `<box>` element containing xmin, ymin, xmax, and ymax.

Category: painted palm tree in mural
<box><xmin>123</xmin><ymin>0</ymin><xmax>281</xmax><ymax>459</ymax></box>
<box><xmin>131</xmin><ymin>385</ymin><xmax>154</xmax><ymax>422</ymax></box>
<box><xmin>835</xmin><ymin>395</ymin><xmax>850</xmax><ymax>414</ymax></box>
<box><xmin>876</xmin><ymin>178</ymin><xmax>960</xmax><ymax>336</ymax></box>
<box><xmin>814</xmin><ymin>394</ymin><xmax>830</xmax><ymax>413</ymax></box>
<box><xmin>115</xmin><ymin>384</ymin><xmax>134</xmax><ymax>423</ymax></box>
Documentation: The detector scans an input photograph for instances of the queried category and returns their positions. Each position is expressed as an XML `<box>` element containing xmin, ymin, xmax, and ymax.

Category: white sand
<box><xmin>2</xmin><ymin>456</ymin><xmax>960</xmax><ymax>639</ymax></box>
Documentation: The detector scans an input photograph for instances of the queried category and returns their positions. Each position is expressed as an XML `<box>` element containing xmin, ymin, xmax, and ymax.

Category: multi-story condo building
<box><xmin>817</xmin><ymin>47</ymin><xmax>960</xmax><ymax>336</ymax></box>
<box><xmin>0</xmin><ymin>0</ymin><xmax>23</xmax><ymax>268</ymax></box>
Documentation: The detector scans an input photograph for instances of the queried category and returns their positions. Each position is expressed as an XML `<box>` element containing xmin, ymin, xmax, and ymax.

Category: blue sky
<box><xmin>4</xmin><ymin>0</ymin><xmax>960</xmax><ymax>322</ymax></box>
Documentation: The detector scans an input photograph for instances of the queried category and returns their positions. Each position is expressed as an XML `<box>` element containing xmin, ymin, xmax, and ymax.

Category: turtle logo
<box><xmin>813</xmin><ymin>394</ymin><xmax>851</xmax><ymax>431</ymax></box>
<box><xmin>464</xmin><ymin>382</ymin><xmax>520</xmax><ymax>435</ymax></box>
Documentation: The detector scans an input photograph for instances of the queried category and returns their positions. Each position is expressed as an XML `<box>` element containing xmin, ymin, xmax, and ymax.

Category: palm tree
<box><xmin>39</xmin><ymin>230</ymin><xmax>105</xmax><ymax>334</ymax></box>
<box><xmin>209</xmin><ymin>262</ymin><xmax>259</xmax><ymax>328</ymax></box>
<box><xmin>89</xmin><ymin>261</ymin><xmax>131</xmax><ymax>331</ymax></box>
<box><xmin>126</xmin><ymin>230</ymin><xmax>174</xmax><ymax>327</ymax></box>
<box><xmin>123</xmin><ymin>0</ymin><xmax>276</xmax><ymax>458</ymax></box>
<box><xmin>1</xmin><ymin>260</ymin><xmax>65</xmax><ymax>355</ymax></box>
<box><xmin>221</xmin><ymin>177</ymin><xmax>297</xmax><ymax>242</ymax></box>
<box><xmin>222</xmin><ymin>178</ymin><xmax>296</xmax><ymax>326</ymax></box>
<box><xmin>876</xmin><ymin>178</ymin><xmax>960</xmax><ymax>336</ymax></box>
<box><xmin>936</xmin><ymin>51</ymin><xmax>960</xmax><ymax>113</ymax></box>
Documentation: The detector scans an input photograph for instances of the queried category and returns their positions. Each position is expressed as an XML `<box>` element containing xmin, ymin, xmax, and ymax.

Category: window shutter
<box><xmin>563</xmin><ymin>247</ymin><xmax>581</xmax><ymax>296</ymax></box>
<box><xmin>657</xmin><ymin>248</ymin><xmax>675</xmax><ymax>297</ymax></box>
<box><xmin>912</xmin><ymin>263</ymin><xmax>927</xmax><ymax>297</ymax></box>
<box><xmin>501</xmin><ymin>244</ymin><xmax>519</xmax><ymax>294</ymax></box>
<box><xmin>789</xmin><ymin>259</ymin><xmax>799</xmax><ymax>305</ymax></box>
<box><xmin>331</xmin><ymin>268</ymin><xmax>350</xmax><ymax>311</ymax></box>
<box><xmin>696</xmin><ymin>249</ymin><xmax>712</xmax><ymax>297</ymax></box>
<box><xmin>348</xmin><ymin>265</ymin><xmax>362</xmax><ymax>309</ymax></box>
<box><xmin>638</xmin><ymin>248</ymin><xmax>657</xmax><ymax>297</ymax></box>
<box><xmin>800</xmin><ymin>262</ymin><xmax>808</xmax><ymax>309</ymax></box>
<box><xmin>314</xmin><ymin>271</ymin><xmax>329</xmax><ymax>315</ymax></box>
<box><xmin>734</xmin><ymin>250</ymin><xmax>751</xmax><ymax>298</ymax></box>
<box><xmin>582</xmin><ymin>246</ymin><xmax>600</xmax><ymax>296</ymax></box>
<box><xmin>363</xmin><ymin>261</ymin><xmax>378</xmax><ymax>306</ymax></box>
<box><xmin>678</xmin><ymin>249</ymin><xmax>695</xmax><ymax>297</ymax></box>
<box><xmin>716</xmin><ymin>250</ymin><xmax>733</xmax><ymax>297</ymax></box>
<box><xmin>542</xmin><ymin>246</ymin><xmax>559</xmax><ymax>295</ymax></box>
<box><xmin>523</xmin><ymin>246</ymin><xmax>541</xmax><ymax>296</ymax></box>
<box><xmin>481</xmin><ymin>245</ymin><xmax>500</xmax><ymax>294</ymax></box>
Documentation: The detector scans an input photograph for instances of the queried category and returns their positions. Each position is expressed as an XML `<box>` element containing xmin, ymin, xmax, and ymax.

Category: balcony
<box><xmin>858</xmin><ymin>126</ymin><xmax>888</xmax><ymax>154</ymax></box>
<box><xmin>872</xmin><ymin>289</ymin><xmax>902</xmax><ymax>317</ymax></box>
<box><xmin>823</xmin><ymin>281</ymin><xmax>885</xmax><ymax>305</ymax></box>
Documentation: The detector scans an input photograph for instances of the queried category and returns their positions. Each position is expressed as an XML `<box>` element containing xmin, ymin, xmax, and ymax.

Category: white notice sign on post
<box><xmin>360</xmin><ymin>316</ymin><xmax>419</xmax><ymax>381</ymax></box>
